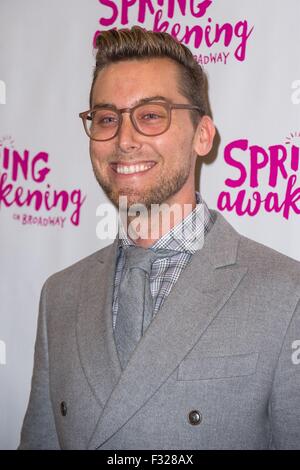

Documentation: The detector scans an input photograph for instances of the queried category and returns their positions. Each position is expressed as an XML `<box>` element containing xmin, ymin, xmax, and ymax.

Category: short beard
<box><xmin>91</xmin><ymin>158</ymin><xmax>192</xmax><ymax>211</ymax></box>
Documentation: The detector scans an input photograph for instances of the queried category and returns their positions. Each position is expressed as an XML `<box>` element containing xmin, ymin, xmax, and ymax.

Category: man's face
<box><xmin>89</xmin><ymin>57</ymin><xmax>201</xmax><ymax>209</ymax></box>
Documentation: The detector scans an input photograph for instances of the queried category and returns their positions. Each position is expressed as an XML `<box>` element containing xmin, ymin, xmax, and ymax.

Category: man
<box><xmin>19</xmin><ymin>27</ymin><xmax>300</xmax><ymax>450</ymax></box>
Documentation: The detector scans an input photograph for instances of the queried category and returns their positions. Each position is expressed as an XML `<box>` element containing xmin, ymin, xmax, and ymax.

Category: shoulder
<box><xmin>43</xmin><ymin>240</ymin><xmax>117</xmax><ymax>297</ymax></box>
<box><xmin>238</xmin><ymin>233</ymin><xmax>300</xmax><ymax>294</ymax></box>
<box><xmin>210</xmin><ymin>210</ymin><xmax>300</xmax><ymax>298</ymax></box>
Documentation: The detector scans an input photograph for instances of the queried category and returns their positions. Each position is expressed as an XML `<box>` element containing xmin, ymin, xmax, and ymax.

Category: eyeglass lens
<box><xmin>87</xmin><ymin>103</ymin><xmax>169</xmax><ymax>140</ymax></box>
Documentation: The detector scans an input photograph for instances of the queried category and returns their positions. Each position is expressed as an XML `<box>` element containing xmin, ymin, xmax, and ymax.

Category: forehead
<box><xmin>92</xmin><ymin>57</ymin><xmax>185</xmax><ymax>106</ymax></box>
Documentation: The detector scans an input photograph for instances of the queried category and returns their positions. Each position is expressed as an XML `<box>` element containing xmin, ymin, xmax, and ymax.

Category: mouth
<box><xmin>110</xmin><ymin>161</ymin><xmax>157</xmax><ymax>176</ymax></box>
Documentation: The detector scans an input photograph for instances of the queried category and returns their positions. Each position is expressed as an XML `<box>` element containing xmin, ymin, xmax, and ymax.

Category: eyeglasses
<box><xmin>79</xmin><ymin>101</ymin><xmax>204</xmax><ymax>141</ymax></box>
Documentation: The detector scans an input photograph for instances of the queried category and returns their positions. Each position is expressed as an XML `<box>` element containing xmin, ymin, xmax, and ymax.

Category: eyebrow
<box><xmin>92</xmin><ymin>95</ymin><xmax>170</xmax><ymax>109</ymax></box>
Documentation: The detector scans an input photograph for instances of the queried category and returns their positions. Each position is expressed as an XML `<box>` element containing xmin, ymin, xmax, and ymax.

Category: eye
<box><xmin>101</xmin><ymin>116</ymin><xmax>118</xmax><ymax>125</ymax></box>
<box><xmin>142</xmin><ymin>112</ymin><xmax>160</xmax><ymax>120</ymax></box>
<box><xmin>136</xmin><ymin>110</ymin><xmax>166</xmax><ymax>123</ymax></box>
<box><xmin>93</xmin><ymin>111</ymin><xmax>119</xmax><ymax>127</ymax></box>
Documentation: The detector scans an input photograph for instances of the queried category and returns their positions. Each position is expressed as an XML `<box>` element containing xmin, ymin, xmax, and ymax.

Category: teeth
<box><xmin>115</xmin><ymin>163</ymin><xmax>154</xmax><ymax>174</ymax></box>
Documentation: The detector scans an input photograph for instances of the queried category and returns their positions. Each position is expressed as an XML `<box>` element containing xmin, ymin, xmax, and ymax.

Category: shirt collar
<box><xmin>118</xmin><ymin>192</ymin><xmax>213</xmax><ymax>254</ymax></box>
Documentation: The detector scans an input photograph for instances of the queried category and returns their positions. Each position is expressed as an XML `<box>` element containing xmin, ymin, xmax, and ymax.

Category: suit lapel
<box><xmin>87</xmin><ymin>212</ymin><xmax>248</xmax><ymax>449</ymax></box>
<box><xmin>76</xmin><ymin>238</ymin><xmax>122</xmax><ymax>408</ymax></box>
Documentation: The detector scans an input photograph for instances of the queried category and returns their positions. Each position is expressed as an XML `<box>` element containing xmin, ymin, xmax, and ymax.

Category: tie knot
<box><xmin>123</xmin><ymin>246</ymin><xmax>179</xmax><ymax>274</ymax></box>
<box><xmin>124</xmin><ymin>246</ymin><xmax>157</xmax><ymax>274</ymax></box>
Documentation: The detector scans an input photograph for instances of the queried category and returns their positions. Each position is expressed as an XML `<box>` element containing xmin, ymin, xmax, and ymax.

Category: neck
<box><xmin>122</xmin><ymin>191</ymin><xmax>197</xmax><ymax>248</ymax></box>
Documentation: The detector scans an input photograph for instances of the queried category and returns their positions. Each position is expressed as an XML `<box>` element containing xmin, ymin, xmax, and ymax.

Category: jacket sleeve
<box><xmin>18</xmin><ymin>280</ymin><xmax>60</xmax><ymax>449</ymax></box>
<box><xmin>269</xmin><ymin>299</ymin><xmax>300</xmax><ymax>449</ymax></box>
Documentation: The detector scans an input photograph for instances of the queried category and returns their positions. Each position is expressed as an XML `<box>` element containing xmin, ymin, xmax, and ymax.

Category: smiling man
<box><xmin>88</xmin><ymin>58</ymin><xmax>214</xmax><ymax>212</ymax></box>
<box><xmin>19</xmin><ymin>27</ymin><xmax>300</xmax><ymax>450</ymax></box>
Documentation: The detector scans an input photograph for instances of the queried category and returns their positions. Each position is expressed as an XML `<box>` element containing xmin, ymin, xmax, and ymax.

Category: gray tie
<box><xmin>114</xmin><ymin>246</ymin><xmax>158</xmax><ymax>370</ymax></box>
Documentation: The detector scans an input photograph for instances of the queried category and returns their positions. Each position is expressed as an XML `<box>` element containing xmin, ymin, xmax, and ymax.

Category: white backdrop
<box><xmin>0</xmin><ymin>0</ymin><xmax>299</xmax><ymax>449</ymax></box>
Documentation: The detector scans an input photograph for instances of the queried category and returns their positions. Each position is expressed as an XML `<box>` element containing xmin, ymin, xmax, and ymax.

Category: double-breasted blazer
<box><xmin>19</xmin><ymin>211</ymin><xmax>300</xmax><ymax>449</ymax></box>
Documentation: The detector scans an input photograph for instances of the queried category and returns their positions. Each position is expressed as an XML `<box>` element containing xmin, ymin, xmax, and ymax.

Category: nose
<box><xmin>117</xmin><ymin>113</ymin><xmax>142</xmax><ymax>152</ymax></box>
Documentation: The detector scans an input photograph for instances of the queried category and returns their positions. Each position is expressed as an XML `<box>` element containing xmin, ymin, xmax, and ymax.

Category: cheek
<box><xmin>89</xmin><ymin>142</ymin><xmax>97</xmax><ymax>161</ymax></box>
<box><xmin>90</xmin><ymin>142</ymin><xmax>110</xmax><ymax>164</ymax></box>
<box><xmin>159</xmin><ymin>135</ymin><xmax>192</xmax><ymax>161</ymax></box>
<box><xmin>153</xmin><ymin>133</ymin><xmax>182</xmax><ymax>156</ymax></box>
<box><xmin>162</xmin><ymin>123</ymin><xmax>194</xmax><ymax>151</ymax></box>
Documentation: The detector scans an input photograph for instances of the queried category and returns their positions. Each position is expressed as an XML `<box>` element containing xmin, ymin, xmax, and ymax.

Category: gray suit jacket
<box><xmin>19</xmin><ymin>211</ymin><xmax>300</xmax><ymax>449</ymax></box>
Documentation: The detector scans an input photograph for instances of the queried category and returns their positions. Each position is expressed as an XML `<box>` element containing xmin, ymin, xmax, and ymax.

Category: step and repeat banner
<box><xmin>0</xmin><ymin>0</ymin><xmax>299</xmax><ymax>449</ymax></box>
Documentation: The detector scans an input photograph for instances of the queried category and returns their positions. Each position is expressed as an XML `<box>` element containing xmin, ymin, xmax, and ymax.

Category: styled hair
<box><xmin>89</xmin><ymin>26</ymin><xmax>209</xmax><ymax>127</ymax></box>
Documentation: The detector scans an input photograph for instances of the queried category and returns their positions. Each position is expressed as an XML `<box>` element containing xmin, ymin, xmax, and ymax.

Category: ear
<box><xmin>192</xmin><ymin>116</ymin><xmax>216</xmax><ymax>156</ymax></box>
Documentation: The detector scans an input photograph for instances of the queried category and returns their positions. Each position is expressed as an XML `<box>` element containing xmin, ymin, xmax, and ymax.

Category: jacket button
<box><xmin>60</xmin><ymin>401</ymin><xmax>67</xmax><ymax>417</ymax></box>
<box><xmin>188</xmin><ymin>409</ymin><xmax>202</xmax><ymax>425</ymax></box>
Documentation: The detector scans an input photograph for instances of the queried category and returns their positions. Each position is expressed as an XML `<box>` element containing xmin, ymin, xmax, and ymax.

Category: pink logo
<box><xmin>218</xmin><ymin>134</ymin><xmax>300</xmax><ymax>220</ymax></box>
<box><xmin>94</xmin><ymin>0</ymin><xmax>254</xmax><ymax>64</ymax></box>
<box><xmin>0</xmin><ymin>139</ymin><xmax>86</xmax><ymax>228</ymax></box>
